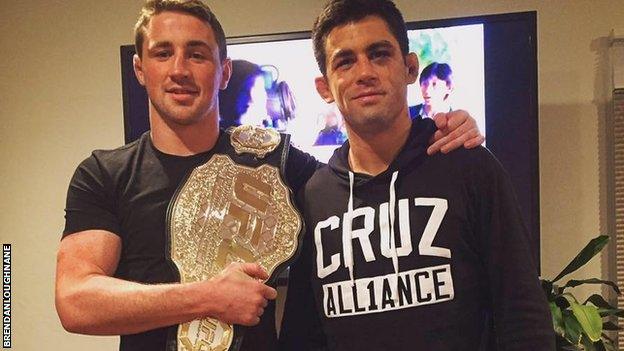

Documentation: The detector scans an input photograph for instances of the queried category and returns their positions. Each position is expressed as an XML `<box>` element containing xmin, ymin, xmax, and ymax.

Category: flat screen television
<box><xmin>120</xmin><ymin>11</ymin><xmax>539</xmax><ymax>269</ymax></box>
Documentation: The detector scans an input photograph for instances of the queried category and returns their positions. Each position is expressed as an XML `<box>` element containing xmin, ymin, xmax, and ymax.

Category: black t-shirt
<box><xmin>63</xmin><ymin>131</ymin><xmax>318</xmax><ymax>351</ymax></box>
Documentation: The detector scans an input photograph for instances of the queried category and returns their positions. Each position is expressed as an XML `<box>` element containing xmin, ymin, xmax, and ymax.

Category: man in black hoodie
<box><xmin>279</xmin><ymin>1</ymin><xmax>555</xmax><ymax>350</ymax></box>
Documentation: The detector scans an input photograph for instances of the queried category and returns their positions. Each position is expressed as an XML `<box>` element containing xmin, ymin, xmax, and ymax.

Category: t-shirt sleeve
<box><xmin>469</xmin><ymin>148</ymin><xmax>555</xmax><ymax>349</ymax></box>
<box><xmin>285</xmin><ymin>145</ymin><xmax>321</xmax><ymax>194</ymax></box>
<box><xmin>63</xmin><ymin>154</ymin><xmax>120</xmax><ymax>238</ymax></box>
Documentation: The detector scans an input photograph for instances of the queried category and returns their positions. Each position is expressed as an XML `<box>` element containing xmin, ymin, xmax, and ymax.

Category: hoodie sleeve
<box><xmin>469</xmin><ymin>148</ymin><xmax>555</xmax><ymax>350</ymax></box>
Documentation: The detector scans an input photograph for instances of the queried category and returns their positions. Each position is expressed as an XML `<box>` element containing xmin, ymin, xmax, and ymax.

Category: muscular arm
<box><xmin>55</xmin><ymin>230</ymin><xmax>276</xmax><ymax>335</ymax></box>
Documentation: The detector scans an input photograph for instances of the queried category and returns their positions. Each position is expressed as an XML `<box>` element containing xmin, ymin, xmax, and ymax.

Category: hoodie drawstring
<box><xmin>342</xmin><ymin>170</ymin><xmax>401</xmax><ymax>300</ymax></box>
<box><xmin>343</xmin><ymin>171</ymin><xmax>356</xmax><ymax>286</ymax></box>
<box><xmin>389</xmin><ymin>171</ymin><xmax>400</xmax><ymax>301</ymax></box>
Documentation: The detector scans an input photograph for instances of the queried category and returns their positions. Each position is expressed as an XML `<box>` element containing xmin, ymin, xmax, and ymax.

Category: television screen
<box><xmin>120</xmin><ymin>11</ymin><xmax>539</xmax><ymax>268</ymax></box>
<box><xmin>225</xmin><ymin>24</ymin><xmax>485</xmax><ymax>162</ymax></box>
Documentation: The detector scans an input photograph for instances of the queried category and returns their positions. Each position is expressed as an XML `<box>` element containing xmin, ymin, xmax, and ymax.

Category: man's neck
<box><xmin>346</xmin><ymin>115</ymin><xmax>412</xmax><ymax>176</ymax></box>
<box><xmin>149</xmin><ymin>114</ymin><xmax>220</xmax><ymax>156</ymax></box>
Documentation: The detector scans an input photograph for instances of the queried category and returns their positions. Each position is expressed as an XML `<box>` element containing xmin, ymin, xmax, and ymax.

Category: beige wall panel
<box><xmin>1</xmin><ymin>0</ymin><xmax>623</xmax><ymax>349</ymax></box>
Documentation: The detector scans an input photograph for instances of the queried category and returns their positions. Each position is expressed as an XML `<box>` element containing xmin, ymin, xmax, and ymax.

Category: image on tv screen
<box><xmin>225</xmin><ymin>24</ymin><xmax>485</xmax><ymax>162</ymax></box>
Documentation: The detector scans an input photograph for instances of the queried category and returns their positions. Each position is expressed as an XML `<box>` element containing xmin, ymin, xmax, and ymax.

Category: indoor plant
<box><xmin>541</xmin><ymin>235</ymin><xmax>622</xmax><ymax>350</ymax></box>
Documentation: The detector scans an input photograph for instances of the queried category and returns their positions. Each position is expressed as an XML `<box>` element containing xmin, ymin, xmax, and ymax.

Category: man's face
<box><xmin>315</xmin><ymin>15</ymin><xmax>418</xmax><ymax>134</ymax></box>
<box><xmin>133</xmin><ymin>11</ymin><xmax>231</xmax><ymax>126</ymax></box>
<box><xmin>420</xmin><ymin>76</ymin><xmax>451</xmax><ymax>108</ymax></box>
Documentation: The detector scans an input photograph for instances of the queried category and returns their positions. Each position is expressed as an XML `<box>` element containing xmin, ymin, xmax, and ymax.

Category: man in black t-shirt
<box><xmin>55</xmin><ymin>1</ymin><xmax>484</xmax><ymax>350</ymax></box>
<box><xmin>56</xmin><ymin>2</ymin><xmax>290</xmax><ymax>350</ymax></box>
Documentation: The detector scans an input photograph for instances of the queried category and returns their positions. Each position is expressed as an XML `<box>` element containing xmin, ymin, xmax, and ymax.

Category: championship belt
<box><xmin>166</xmin><ymin>125</ymin><xmax>303</xmax><ymax>351</ymax></box>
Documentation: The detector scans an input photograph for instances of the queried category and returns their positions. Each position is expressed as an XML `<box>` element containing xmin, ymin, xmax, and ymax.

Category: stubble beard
<box><xmin>150</xmin><ymin>94</ymin><xmax>217</xmax><ymax>128</ymax></box>
<box><xmin>343</xmin><ymin>107</ymin><xmax>395</xmax><ymax>136</ymax></box>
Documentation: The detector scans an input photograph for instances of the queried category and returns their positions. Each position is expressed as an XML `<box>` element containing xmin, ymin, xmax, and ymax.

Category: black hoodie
<box><xmin>279</xmin><ymin>117</ymin><xmax>554</xmax><ymax>350</ymax></box>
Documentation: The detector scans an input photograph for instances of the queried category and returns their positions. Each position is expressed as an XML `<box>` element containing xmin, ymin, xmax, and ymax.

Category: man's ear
<box><xmin>315</xmin><ymin>76</ymin><xmax>335</xmax><ymax>103</ymax></box>
<box><xmin>405</xmin><ymin>53</ymin><xmax>419</xmax><ymax>84</ymax></box>
<box><xmin>133</xmin><ymin>54</ymin><xmax>146</xmax><ymax>86</ymax></box>
<box><xmin>219</xmin><ymin>58</ymin><xmax>232</xmax><ymax>90</ymax></box>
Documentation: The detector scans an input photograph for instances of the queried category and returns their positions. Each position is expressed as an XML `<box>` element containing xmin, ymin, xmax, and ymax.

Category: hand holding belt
<box><xmin>167</xmin><ymin>126</ymin><xmax>303</xmax><ymax>351</ymax></box>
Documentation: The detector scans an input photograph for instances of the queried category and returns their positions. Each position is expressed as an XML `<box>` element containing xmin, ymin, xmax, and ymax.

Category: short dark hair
<box><xmin>419</xmin><ymin>62</ymin><xmax>453</xmax><ymax>87</ymax></box>
<box><xmin>134</xmin><ymin>0</ymin><xmax>227</xmax><ymax>61</ymax></box>
<box><xmin>312</xmin><ymin>0</ymin><xmax>409</xmax><ymax>76</ymax></box>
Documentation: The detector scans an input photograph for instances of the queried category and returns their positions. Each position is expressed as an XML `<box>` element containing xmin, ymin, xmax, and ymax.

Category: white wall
<box><xmin>1</xmin><ymin>0</ymin><xmax>623</xmax><ymax>349</ymax></box>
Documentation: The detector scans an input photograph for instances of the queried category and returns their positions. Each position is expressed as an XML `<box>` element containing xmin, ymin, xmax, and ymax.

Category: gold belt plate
<box><xmin>169</xmin><ymin>154</ymin><xmax>302</xmax><ymax>351</ymax></box>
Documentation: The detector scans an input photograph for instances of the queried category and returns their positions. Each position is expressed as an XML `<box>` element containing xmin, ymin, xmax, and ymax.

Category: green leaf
<box><xmin>552</xmin><ymin>235</ymin><xmax>609</xmax><ymax>283</ymax></box>
<box><xmin>562</xmin><ymin>311</ymin><xmax>583</xmax><ymax>345</ymax></box>
<box><xmin>563</xmin><ymin>278</ymin><xmax>621</xmax><ymax>295</ymax></box>
<box><xmin>585</xmin><ymin>294</ymin><xmax>614</xmax><ymax>309</ymax></box>
<box><xmin>584</xmin><ymin>294</ymin><xmax>624</xmax><ymax>317</ymax></box>
<box><xmin>570</xmin><ymin>301</ymin><xmax>603</xmax><ymax>342</ymax></box>
<box><xmin>596</xmin><ymin>307</ymin><xmax>624</xmax><ymax>318</ymax></box>
<box><xmin>596</xmin><ymin>340</ymin><xmax>612</xmax><ymax>351</ymax></box>
<box><xmin>602</xmin><ymin>321</ymin><xmax>620</xmax><ymax>331</ymax></box>
<box><xmin>557</xmin><ymin>293</ymin><xmax>578</xmax><ymax>309</ymax></box>
<box><xmin>550</xmin><ymin>302</ymin><xmax>565</xmax><ymax>336</ymax></box>
<box><xmin>580</xmin><ymin>334</ymin><xmax>597</xmax><ymax>351</ymax></box>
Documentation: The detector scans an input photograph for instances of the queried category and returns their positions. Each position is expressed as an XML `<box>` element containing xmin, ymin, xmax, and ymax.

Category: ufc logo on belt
<box><xmin>216</xmin><ymin>173</ymin><xmax>277</xmax><ymax>266</ymax></box>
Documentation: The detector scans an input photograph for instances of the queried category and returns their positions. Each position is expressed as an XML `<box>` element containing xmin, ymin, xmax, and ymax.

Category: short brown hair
<box><xmin>312</xmin><ymin>0</ymin><xmax>408</xmax><ymax>76</ymax></box>
<box><xmin>134</xmin><ymin>0</ymin><xmax>227</xmax><ymax>60</ymax></box>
